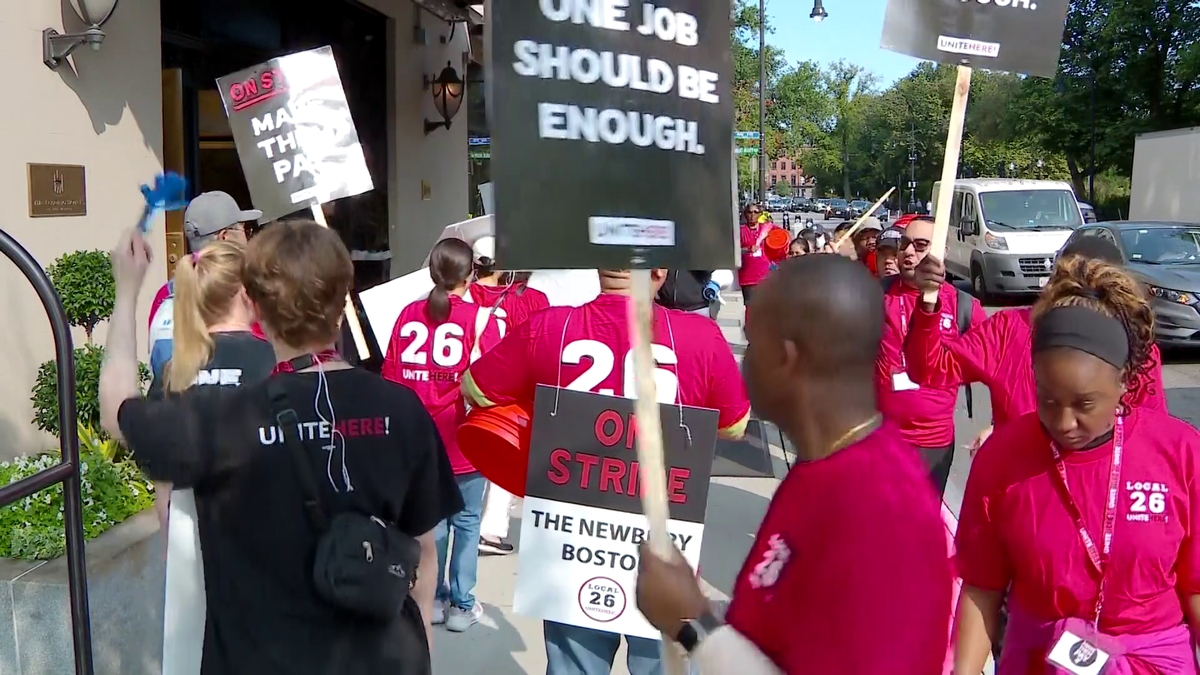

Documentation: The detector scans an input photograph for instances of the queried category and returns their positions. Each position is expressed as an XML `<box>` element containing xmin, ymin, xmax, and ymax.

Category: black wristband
<box><xmin>675</xmin><ymin>610</ymin><xmax>723</xmax><ymax>654</ymax></box>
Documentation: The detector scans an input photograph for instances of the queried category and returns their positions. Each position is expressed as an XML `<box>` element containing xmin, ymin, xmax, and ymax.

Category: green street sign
<box><xmin>736</xmin><ymin>147</ymin><xmax>760</xmax><ymax>156</ymax></box>
<box><xmin>469</xmin><ymin>150</ymin><xmax>491</xmax><ymax>160</ymax></box>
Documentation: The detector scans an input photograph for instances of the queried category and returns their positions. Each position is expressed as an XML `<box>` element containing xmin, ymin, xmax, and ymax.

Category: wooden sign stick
<box><xmin>310</xmin><ymin>204</ymin><xmax>372</xmax><ymax>360</ymax></box>
<box><xmin>831</xmin><ymin>187</ymin><xmax>897</xmax><ymax>250</ymax></box>
<box><xmin>924</xmin><ymin>66</ymin><xmax>973</xmax><ymax>305</ymax></box>
<box><xmin>628</xmin><ymin>269</ymin><xmax>688</xmax><ymax>675</ymax></box>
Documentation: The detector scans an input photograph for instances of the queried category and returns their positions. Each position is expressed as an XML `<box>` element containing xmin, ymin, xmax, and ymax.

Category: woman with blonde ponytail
<box><xmin>148</xmin><ymin>241</ymin><xmax>275</xmax><ymax>675</ymax></box>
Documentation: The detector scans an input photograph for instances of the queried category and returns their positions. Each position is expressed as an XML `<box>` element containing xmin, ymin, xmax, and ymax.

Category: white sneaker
<box><xmin>431</xmin><ymin>600</ymin><xmax>447</xmax><ymax>625</ymax></box>
<box><xmin>445</xmin><ymin>602</ymin><xmax>483</xmax><ymax>632</ymax></box>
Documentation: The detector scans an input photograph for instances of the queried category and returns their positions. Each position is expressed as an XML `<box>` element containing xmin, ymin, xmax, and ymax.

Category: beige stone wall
<box><xmin>0</xmin><ymin>0</ymin><xmax>165</xmax><ymax>458</ymax></box>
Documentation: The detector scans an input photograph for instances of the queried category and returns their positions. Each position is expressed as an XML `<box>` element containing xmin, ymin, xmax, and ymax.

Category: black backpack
<box><xmin>882</xmin><ymin>277</ymin><xmax>977</xmax><ymax>418</ymax></box>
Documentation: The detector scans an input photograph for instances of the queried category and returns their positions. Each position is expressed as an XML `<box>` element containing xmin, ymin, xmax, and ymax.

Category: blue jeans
<box><xmin>434</xmin><ymin>471</ymin><xmax>486</xmax><ymax>610</ymax></box>
<box><xmin>544</xmin><ymin>621</ymin><xmax>662</xmax><ymax>675</ymax></box>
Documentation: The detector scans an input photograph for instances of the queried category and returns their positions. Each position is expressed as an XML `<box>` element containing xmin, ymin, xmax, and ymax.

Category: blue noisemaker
<box><xmin>136</xmin><ymin>172</ymin><xmax>189</xmax><ymax>234</ymax></box>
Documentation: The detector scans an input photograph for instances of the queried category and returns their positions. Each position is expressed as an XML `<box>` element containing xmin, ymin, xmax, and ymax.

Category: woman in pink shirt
<box><xmin>739</xmin><ymin>204</ymin><xmax>776</xmax><ymax>307</ymax></box>
<box><xmin>954</xmin><ymin>256</ymin><xmax>1200</xmax><ymax>675</ymax></box>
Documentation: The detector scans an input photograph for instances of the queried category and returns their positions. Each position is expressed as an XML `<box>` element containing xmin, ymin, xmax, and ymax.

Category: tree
<box><xmin>775</xmin><ymin>181</ymin><xmax>792</xmax><ymax>197</ymax></box>
<box><xmin>46</xmin><ymin>250</ymin><xmax>114</xmax><ymax>345</ymax></box>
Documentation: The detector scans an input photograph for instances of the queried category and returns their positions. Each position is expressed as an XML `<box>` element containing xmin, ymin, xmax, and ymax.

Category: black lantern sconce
<box><xmin>424</xmin><ymin>62</ymin><xmax>465</xmax><ymax>135</ymax></box>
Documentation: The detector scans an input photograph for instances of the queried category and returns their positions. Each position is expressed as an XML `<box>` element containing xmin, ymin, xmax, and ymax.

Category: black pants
<box><xmin>918</xmin><ymin>443</ymin><xmax>954</xmax><ymax>498</ymax></box>
<box><xmin>741</xmin><ymin>284</ymin><xmax>757</xmax><ymax>307</ymax></box>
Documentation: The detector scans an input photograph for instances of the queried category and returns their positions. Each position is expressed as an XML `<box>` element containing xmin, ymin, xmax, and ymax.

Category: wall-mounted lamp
<box><xmin>810</xmin><ymin>0</ymin><xmax>828</xmax><ymax>23</ymax></box>
<box><xmin>43</xmin><ymin>0</ymin><xmax>120</xmax><ymax>70</ymax></box>
<box><xmin>424</xmin><ymin>62</ymin><xmax>465</xmax><ymax>135</ymax></box>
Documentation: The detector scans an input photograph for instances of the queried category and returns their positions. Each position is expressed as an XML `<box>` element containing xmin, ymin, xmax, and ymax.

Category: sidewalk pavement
<box><xmin>432</xmin><ymin>290</ymin><xmax>993</xmax><ymax>674</ymax></box>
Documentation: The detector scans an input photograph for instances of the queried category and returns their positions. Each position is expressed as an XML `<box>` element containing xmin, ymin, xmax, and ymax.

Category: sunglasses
<box><xmin>900</xmin><ymin>237</ymin><xmax>931</xmax><ymax>252</ymax></box>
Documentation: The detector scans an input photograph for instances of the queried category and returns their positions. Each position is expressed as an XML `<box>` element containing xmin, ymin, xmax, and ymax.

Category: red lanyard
<box><xmin>1049</xmin><ymin>416</ymin><xmax>1124</xmax><ymax>627</ymax></box>
<box><xmin>271</xmin><ymin>349</ymin><xmax>341</xmax><ymax>375</ymax></box>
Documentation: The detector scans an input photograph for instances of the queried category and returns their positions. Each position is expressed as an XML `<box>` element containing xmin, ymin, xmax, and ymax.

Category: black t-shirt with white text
<box><xmin>119</xmin><ymin>368</ymin><xmax>464</xmax><ymax>675</ymax></box>
<box><xmin>147</xmin><ymin>331</ymin><xmax>275</xmax><ymax>398</ymax></box>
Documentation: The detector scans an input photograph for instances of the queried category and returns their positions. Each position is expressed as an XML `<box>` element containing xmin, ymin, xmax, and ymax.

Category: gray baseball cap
<box><xmin>857</xmin><ymin>216</ymin><xmax>883</xmax><ymax>233</ymax></box>
<box><xmin>183</xmin><ymin>191</ymin><xmax>261</xmax><ymax>244</ymax></box>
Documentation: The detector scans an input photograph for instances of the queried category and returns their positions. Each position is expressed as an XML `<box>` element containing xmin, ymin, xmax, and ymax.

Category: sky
<box><xmin>766</xmin><ymin>0</ymin><xmax>925</xmax><ymax>86</ymax></box>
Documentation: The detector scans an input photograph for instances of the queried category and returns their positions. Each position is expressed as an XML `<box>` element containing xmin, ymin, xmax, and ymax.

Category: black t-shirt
<box><xmin>119</xmin><ymin>368</ymin><xmax>464</xmax><ymax>675</ymax></box>
<box><xmin>147</xmin><ymin>331</ymin><xmax>276</xmax><ymax>398</ymax></box>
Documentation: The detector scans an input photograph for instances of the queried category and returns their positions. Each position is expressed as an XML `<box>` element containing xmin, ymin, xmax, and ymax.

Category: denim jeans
<box><xmin>434</xmin><ymin>471</ymin><xmax>487</xmax><ymax>610</ymax></box>
<box><xmin>544</xmin><ymin>621</ymin><xmax>662</xmax><ymax>675</ymax></box>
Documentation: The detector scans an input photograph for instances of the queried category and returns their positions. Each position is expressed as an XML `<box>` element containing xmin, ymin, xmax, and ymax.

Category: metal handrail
<box><xmin>0</xmin><ymin>228</ymin><xmax>94</xmax><ymax>674</ymax></box>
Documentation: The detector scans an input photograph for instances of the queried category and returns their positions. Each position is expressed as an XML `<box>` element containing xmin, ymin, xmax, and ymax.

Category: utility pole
<box><xmin>908</xmin><ymin>121</ymin><xmax>917</xmax><ymax>209</ymax></box>
<box><xmin>758</xmin><ymin>0</ymin><xmax>767</xmax><ymax>203</ymax></box>
<box><xmin>1089</xmin><ymin>67</ymin><xmax>1096</xmax><ymax>204</ymax></box>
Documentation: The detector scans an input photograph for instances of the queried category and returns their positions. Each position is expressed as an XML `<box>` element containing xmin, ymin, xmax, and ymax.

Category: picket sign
<box><xmin>923</xmin><ymin>66</ymin><xmax>974</xmax><ymax>306</ymax></box>
<box><xmin>830</xmin><ymin>187</ymin><xmax>897</xmax><ymax>250</ymax></box>
<box><xmin>628</xmin><ymin>269</ymin><xmax>688</xmax><ymax>675</ymax></box>
<box><xmin>309</xmin><ymin>204</ymin><xmax>371</xmax><ymax>360</ymax></box>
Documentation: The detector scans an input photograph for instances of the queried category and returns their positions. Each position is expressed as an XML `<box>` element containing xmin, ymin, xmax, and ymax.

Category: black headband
<box><xmin>1032</xmin><ymin>305</ymin><xmax>1129</xmax><ymax>369</ymax></box>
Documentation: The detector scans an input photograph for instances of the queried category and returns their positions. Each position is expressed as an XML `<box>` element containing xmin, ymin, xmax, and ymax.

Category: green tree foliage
<box><xmin>30</xmin><ymin>345</ymin><xmax>149</xmax><ymax>438</ymax></box>
<box><xmin>45</xmin><ymin>250</ymin><xmax>114</xmax><ymax>345</ymax></box>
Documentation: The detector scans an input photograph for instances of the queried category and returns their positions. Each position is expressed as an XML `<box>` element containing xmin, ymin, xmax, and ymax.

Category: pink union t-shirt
<box><xmin>957</xmin><ymin>408</ymin><xmax>1200</xmax><ymax>639</ymax></box>
<box><xmin>382</xmin><ymin>294</ymin><xmax>501</xmax><ymax>474</ymax></box>
<box><xmin>739</xmin><ymin>223</ymin><xmax>775</xmax><ymax>288</ymax></box>
<box><xmin>724</xmin><ymin>424</ymin><xmax>953</xmax><ymax>674</ymax></box>
<box><xmin>468</xmin><ymin>282</ymin><xmax>550</xmax><ymax>334</ymax></box>
<box><xmin>464</xmin><ymin>293</ymin><xmax>750</xmax><ymax>437</ymax></box>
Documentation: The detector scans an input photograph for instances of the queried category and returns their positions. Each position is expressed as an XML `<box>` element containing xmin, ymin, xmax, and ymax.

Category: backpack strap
<box><xmin>266</xmin><ymin>378</ymin><xmax>330</xmax><ymax>532</ymax></box>
<box><xmin>953</xmin><ymin>288</ymin><xmax>976</xmax><ymax>419</ymax></box>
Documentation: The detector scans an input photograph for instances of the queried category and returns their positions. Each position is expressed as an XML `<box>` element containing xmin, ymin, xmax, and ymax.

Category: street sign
<box><xmin>880</xmin><ymin>0</ymin><xmax>1070</xmax><ymax>78</ymax></box>
<box><xmin>908</xmin><ymin>180</ymin><xmax>918</xmax><ymax>188</ymax></box>
<box><xmin>488</xmin><ymin>0</ymin><xmax>736</xmax><ymax>270</ymax></box>
<box><xmin>736</xmin><ymin>147</ymin><xmax>759</xmax><ymax>156</ymax></box>
<box><xmin>469</xmin><ymin>137</ymin><xmax>491</xmax><ymax>146</ymax></box>
<box><xmin>470</xmin><ymin>150</ymin><xmax>491</xmax><ymax>160</ymax></box>
<box><xmin>734</xmin><ymin>131</ymin><xmax>760</xmax><ymax>140</ymax></box>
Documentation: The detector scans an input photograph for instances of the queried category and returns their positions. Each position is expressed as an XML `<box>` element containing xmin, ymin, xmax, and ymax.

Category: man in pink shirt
<box><xmin>636</xmin><ymin>255</ymin><xmax>952</xmax><ymax>675</ymax></box>
<box><xmin>877</xmin><ymin>218</ymin><xmax>986</xmax><ymax>496</ymax></box>
<box><xmin>463</xmin><ymin>268</ymin><xmax>749</xmax><ymax>675</ymax></box>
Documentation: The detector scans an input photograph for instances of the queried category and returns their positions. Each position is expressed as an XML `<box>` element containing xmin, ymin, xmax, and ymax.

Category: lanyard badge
<box><xmin>1045</xmin><ymin>417</ymin><xmax>1124</xmax><ymax>674</ymax></box>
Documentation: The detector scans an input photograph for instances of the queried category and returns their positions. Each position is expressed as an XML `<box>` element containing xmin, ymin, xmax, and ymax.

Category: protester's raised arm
<box><xmin>905</xmin><ymin>303</ymin><xmax>1007</xmax><ymax>390</ymax></box>
<box><xmin>100</xmin><ymin>229</ymin><xmax>153</xmax><ymax>440</ymax></box>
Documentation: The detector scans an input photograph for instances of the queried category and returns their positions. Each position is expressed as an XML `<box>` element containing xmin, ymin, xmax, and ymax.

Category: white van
<box><xmin>933</xmin><ymin>179</ymin><xmax>1084</xmax><ymax>300</ymax></box>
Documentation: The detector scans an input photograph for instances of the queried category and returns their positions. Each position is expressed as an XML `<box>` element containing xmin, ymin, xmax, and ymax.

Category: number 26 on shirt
<box><xmin>561</xmin><ymin>339</ymin><xmax>679</xmax><ymax>404</ymax></box>
<box><xmin>398</xmin><ymin>322</ymin><xmax>465</xmax><ymax>367</ymax></box>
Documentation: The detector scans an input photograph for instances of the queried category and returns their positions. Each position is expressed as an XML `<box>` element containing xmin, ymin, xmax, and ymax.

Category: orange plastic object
<box><xmin>457</xmin><ymin>403</ymin><xmax>534</xmax><ymax>496</ymax></box>
<box><xmin>764</xmin><ymin>228</ymin><xmax>791</xmax><ymax>262</ymax></box>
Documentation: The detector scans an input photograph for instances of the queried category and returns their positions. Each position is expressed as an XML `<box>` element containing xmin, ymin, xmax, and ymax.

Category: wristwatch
<box><xmin>675</xmin><ymin>610</ymin><xmax>724</xmax><ymax>654</ymax></box>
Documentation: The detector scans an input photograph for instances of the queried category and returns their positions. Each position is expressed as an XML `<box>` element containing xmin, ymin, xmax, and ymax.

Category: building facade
<box><xmin>767</xmin><ymin>156</ymin><xmax>815</xmax><ymax>197</ymax></box>
<box><xmin>1</xmin><ymin>0</ymin><xmax>474</xmax><ymax>457</ymax></box>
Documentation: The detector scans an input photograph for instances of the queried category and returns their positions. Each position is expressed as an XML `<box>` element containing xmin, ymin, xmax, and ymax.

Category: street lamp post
<box><xmin>758</xmin><ymin>0</ymin><xmax>766</xmax><ymax>203</ymax></box>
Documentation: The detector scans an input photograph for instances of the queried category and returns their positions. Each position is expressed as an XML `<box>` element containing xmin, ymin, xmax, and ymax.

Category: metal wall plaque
<box><xmin>28</xmin><ymin>164</ymin><xmax>86</xmax><ymax>218</ymax></box>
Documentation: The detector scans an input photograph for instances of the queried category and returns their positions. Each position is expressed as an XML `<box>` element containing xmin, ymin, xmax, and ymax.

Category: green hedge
<box><xmin>30</xmin><ymin>344</ymin><xmax>150</xmax><ymax>438</ymax></box>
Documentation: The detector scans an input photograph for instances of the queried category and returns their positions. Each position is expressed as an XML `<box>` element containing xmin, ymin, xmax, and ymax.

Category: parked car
<box><xmin>849</xmin><ymin>200</ymin><xmax>871</xmax><ymax>218</ymax></box>
<box><xmin>1060</xmin><ymin>221</ymin><xmax>1200</xmax><ymax>344</ymax></box>
<box><xmin>828</xmin><ymin>199</ymin><xmax>851</xmax><ymax>219</ymax></box>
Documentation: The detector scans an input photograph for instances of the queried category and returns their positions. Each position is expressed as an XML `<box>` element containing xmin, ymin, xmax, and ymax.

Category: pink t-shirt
<box><xmin>957</xmin><ymin>408</ymin><xmax>1200</xmax><ymax>655</ymax></box>
<box><xmin>382</xmin><ymin>294</ymin><xmax>501</xmax><ymax>474</ymax></box>
<box><xmin>739</xmin><ymin>223</ymin><xmax>776</xmax><ymax>288</ymax></box>
<box><xmin>463</xmin><ymin>293</ymin><xmax>750</xmax><ymax>437</ymax></box>
<box><xmin>875</xmin><ymin>281</ymin><xmax>986</xmax><ymax>448</ymax></box>
<box><xmin>467</xmin><ymin>282</ymin><xmax>549</xmax><ymax>334</ymax></box>
<box><xmin>725</xmin><ymin>425</ymin><xmax>953</xmax><ymax>674</ymax></box>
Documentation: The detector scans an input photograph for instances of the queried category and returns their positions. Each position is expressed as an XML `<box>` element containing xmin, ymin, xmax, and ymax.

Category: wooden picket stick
<box><xmin>924</xmin><ymin>66</ymin><xmax>974</xmax><ymax>305</ymax></box>
<box><xmin>310</xmin><ymin>204</ymin><xmax>372</xmax><ymax>360</ymax></box>
<box><xmin>628</xmin><ymin>269</ymin><xmax>687</xmax><ymax>675</ymax></box>
<box><xmin>830</xmin><ymin>187</ymin><xmax>897</xmax><ymax>250</ymax></box>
